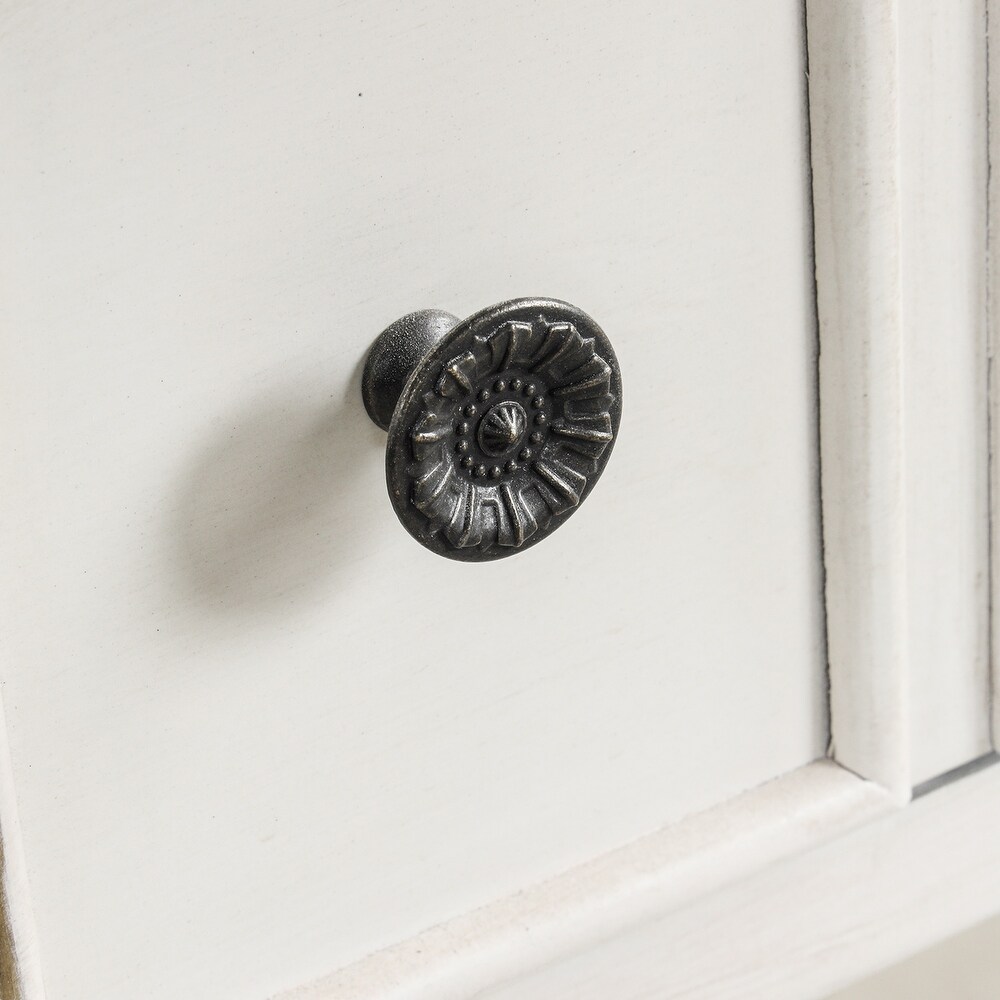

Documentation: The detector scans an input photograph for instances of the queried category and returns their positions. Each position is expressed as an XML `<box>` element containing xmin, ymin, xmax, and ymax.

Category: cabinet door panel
<box><xmin>0</xmin><ymin>2</ymin><xmax>825</xmax><ymax>998</ymax></box>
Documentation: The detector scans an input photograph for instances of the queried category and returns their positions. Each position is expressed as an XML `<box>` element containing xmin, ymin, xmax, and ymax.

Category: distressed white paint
<box><xmin>807</xmin><ymin>0</ymin><xmax>910</xmax><ymax>797</ymax></box>
<box><xmin>289</xmin><ymin>2</ymin><xmax>996</xmax><ymax>995</ymax></box>
<box><xmin>0</xmin><ymin>2</ymin><xmax>825</xmax><ymax>999</ymax></box>
<box><xmin>897</xmin><ymin>0</ymin><xmax>991</xmax><ymax>784</ymax></box>
<box><xmin>0</xmin><ymin>1</ymin><xmax>992</xmax><ymax>998</ymax></box>
<box><xmin>829</xmin><ymin>912</ymin><xmax>1000</xmax><ymax>1000</ymax></box>
<box><xmin>990</xmin><ymin>0</ymin><xmax>1000</xmax><ymax>748</ymax></box>
<box><xmin>469</xmin><ymin>759</ymin><xmax>1000</xmax><ymax>1000</ymax></box>
<box><xmin>811</xmin><ymin>0</ymin><xmax>991</xmax><ymax>793</ymax></box>
<box><xmin>0</xmin><ymin>690</ymin><xmax>44</xmax><ymax>1000</ymax></box>
<box><xmin>276</xmin><ymin>761</ymin><xmax>894</xmax><ymax>1000</ymax></box>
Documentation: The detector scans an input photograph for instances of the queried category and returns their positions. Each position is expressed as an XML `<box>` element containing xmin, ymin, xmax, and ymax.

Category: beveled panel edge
<box><xmin>273</xmin><ymin>761</ymin><xmax>894</xmax><ymax>1000</ymax></box>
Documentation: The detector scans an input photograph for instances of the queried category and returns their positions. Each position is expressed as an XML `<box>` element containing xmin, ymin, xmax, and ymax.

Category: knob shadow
<box><xmin>169</xmin><ymin>377</ymin><xmax>382</xmax><ymax>617</ymax></box>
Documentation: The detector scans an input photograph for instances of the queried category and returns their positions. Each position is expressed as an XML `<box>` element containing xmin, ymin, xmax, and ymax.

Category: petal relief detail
<box><xmin>407</xmin><ymin>315</ymin><xmax>616</xmax><ymax>552</ymax></box>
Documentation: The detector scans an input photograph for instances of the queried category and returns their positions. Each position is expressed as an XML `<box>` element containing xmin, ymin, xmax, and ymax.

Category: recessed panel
<box><xmin>0</xmin><ymin>2</ymin><xmax>824</xmax><ymax>998</ymax></box>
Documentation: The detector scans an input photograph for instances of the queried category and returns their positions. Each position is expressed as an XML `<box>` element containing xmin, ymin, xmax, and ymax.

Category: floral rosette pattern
<box><xmin>402</xmin><ymin>314</ymin><xmax>618</xmax><ymax>554</ymax></box>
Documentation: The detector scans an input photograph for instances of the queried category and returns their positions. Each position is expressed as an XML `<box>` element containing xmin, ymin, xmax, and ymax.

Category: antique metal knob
<box><xmin>361</xmin><ymin>297</ymin><xmax>622</xmax><ymax>561</ymax></box>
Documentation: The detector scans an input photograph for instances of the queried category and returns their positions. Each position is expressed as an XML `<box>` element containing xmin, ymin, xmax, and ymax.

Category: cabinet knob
<box><xmin>361</xmin><ymin>297</ymin><xmax>622</xmax><ymax>561</ymax></box>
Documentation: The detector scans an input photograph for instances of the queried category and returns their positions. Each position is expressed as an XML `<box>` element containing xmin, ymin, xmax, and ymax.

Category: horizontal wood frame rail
<box><xmin>276</xmin><ymin>763</ymin><xmax>894</xmax><ymax>1000</ymax></box>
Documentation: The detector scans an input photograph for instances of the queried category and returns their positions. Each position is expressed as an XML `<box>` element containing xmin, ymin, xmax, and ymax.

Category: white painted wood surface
<box><xmin>808</xmin><ymin>0</ymin><xmax>910</xmax><ymax>796</ymax></box>
<box><xmin>293</xmin><ymin>2</ymin><xmax>997</xmax><ymax>994</ymax></box>
<box><xmin>276</xmin><ymin>761</ymin><xmax>895</xmax><ymax>1000</ymax></box>
<box><xmin>896</xmin><ymin>0</ymin><xmax>990</xmax><ymax>784</ymax></box>
<box><xmin>0</xmin><ymin>1</ymin><xmax>992</xmax><ymax>998</ymax></box>
<box><xmin>0</xmin><ymin>3</ymin><xmax>827</xmax><ymax>998</ymax></box>
<box><xmin>990</xmin><ymin>0</ymin><xmax>1000</xmax><ymax>750</ymax></box>
<box><xmin>809</xmin><ymin>0</ymin><xmax>991</xmax><ymax>794</ymax></box>
<box><xmin>467</xmin><ymin>759</ymin><xmax>1000</xmax><ymax>1000</ymax></box>
<box><xmin>829</xmin><ymin>911</ymin><xmax>1000</xmax><ymax>1000</ymax></box>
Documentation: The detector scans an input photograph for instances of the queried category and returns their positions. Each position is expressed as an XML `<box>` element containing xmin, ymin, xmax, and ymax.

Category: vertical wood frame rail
<box><xmin>809</xmin><ymin>1</ymin><xmax>909</xmax><ymax>798</ymax></box>
<box><xmin>991</xmin><ymin>0</ymin><xmax>1000</xmax><ymax>748</ymax></box>
<box><xmin>817</xmin><ymin>0</ymin><xmax>990</xmax><ymax>796</ymax></box>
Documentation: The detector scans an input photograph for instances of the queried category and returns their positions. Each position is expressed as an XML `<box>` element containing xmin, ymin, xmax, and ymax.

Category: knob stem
<box><xmin>361</xmin><ymin>309</ymin><xmax>460</xmax><ymax>431</ymax></box>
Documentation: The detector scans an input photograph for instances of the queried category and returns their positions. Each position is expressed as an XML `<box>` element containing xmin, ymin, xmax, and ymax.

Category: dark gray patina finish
<box><xmin>362</xmin><ymin>298</ymin><xmax>622</xmax><ymax>561</ymax></box>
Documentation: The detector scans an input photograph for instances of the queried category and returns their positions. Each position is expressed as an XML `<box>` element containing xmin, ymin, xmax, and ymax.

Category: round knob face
<box><xmin>386</xmin><ymin>298</ymin><xmax>622</xmax><ymax>561</ymax></box>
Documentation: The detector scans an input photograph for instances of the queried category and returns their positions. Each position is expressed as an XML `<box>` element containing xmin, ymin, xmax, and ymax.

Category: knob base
<box><xmin>361</xmin><ymin>309</ymin><xmax>460</xmax><ymax>431</ymax></box>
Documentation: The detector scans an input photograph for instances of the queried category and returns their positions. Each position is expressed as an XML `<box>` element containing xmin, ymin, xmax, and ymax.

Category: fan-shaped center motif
<box><xmin>477</xmin><ymin>401</ymin><xmax>527</xmax><ymax>456</ymax></box>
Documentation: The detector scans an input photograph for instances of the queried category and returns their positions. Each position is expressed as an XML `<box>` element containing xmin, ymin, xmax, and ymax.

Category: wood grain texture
<box><xmin>275</xmin><ymin>762</ymin><xmax>892</xmax><ymax>1000</ymax></box>
<box><xmin>990</xmin><ymin>0</ymin><xmax>1000</xmax><ymax>750</ymax></box>
<box><xmin>0</xmin><ymin>1</ymin><xmax>989</xmax><ymax>996</ymax></box>
<box><xmin>896</xmin><ymin>0</ymin><xmax>990</xmax><ymax>784</ymax></box>
<box><xmin>471</xmin><ymin>758</ymin><xmax>1000</xmax><ymax>1000</ymax></box>
<box><xmin>0</xmin><ymin>2</ymin><xmax>824</xmax><ymax>998</ymax></box>
<box><xmin>811</xmin><ymin>0</ymin><xmax>991</xmax><ymax>795</ymax></box>
<box><xmin>828</xmin><ymin>912</ymin><xmax>1000</xmax><ymax>1000</ymax></box>
<box><xmin>807</xmin><ymin>0</ymin><xmax>910</xmax><ymax>796</ymax></box>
